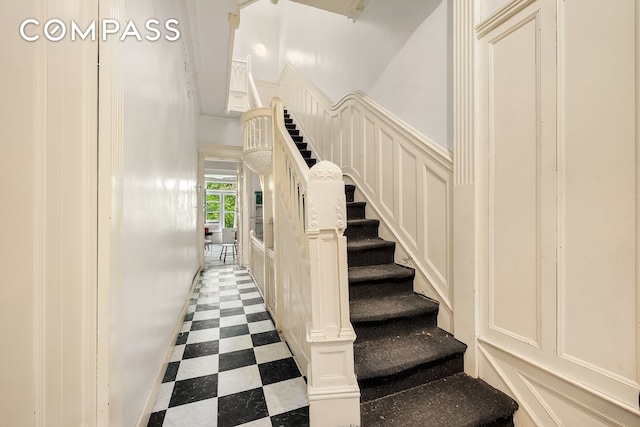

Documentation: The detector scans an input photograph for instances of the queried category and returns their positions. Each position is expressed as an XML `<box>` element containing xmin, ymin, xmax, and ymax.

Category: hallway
<box><xmin>148</xmin><ymin>250</ymin><xmax>309</xmax><ymax>427</ymax></box>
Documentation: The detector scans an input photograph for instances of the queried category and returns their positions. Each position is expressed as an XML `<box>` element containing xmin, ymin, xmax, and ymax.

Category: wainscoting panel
<box><xmin>487</xmin><ymin>11</ymin><xmax>541</xmax><ymax>347</ymax></box>
<box><xmin>477</xmin><ymin>0</ymin><xmax>640</xmax><ymax>423</ymax></box>
<box><xmin>279</xmin><ymin>66</ymin><xmax>455</xmax><ymax>328</ymax></box>
<box><xmin>557</xmin><ymin>0</ymin><xmax>638</xmax><ymax>383</ymax></box>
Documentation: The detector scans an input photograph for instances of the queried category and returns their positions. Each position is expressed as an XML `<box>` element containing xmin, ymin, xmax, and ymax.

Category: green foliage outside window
<box><xmin>206</xmin><ymin>182</ymin><xmax>236</xmax><ymax>191</ymax></box>
<box><xmin>205</xmin><ymin>181</ymin><xmax>237</xmax><ymax>227</ymax></box>
<box><xmin>206</xmin><ymin>193</ymin><xmax>220</xmax><ymax>221</ymax></box>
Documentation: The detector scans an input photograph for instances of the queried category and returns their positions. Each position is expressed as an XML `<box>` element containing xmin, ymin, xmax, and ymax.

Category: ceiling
<box><xmin>180</xmin><ymin>0</ymin><xmax>239</xmax><ymax>117</ymax></box>
<box><xmin>180</xmin><ymin>0</ymin><xmax>373</xmax><ymax>119</ymax></box>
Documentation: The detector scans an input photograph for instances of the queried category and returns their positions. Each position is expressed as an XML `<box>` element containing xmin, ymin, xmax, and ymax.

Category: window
<box><xmin>205</xmin><ymin>181</ymin><xmax>237</xmax><ymax>229</ymax></box>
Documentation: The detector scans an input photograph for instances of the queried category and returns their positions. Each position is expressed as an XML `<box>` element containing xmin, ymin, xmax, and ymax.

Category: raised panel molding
<box><xmin>556</xmin><ymin>0</ymin><xmax>639</xmax><ymax>384</ymax></box>
<box><xmin>476</xmin><ymin>0</ymin><xmax>537</xmax><ymax>38</ymax></box>
<box><xmin>520</xmin><ymin>375</ymin><xmax>624</xmax><ymax>427</ymax></box>
<box><xmin>277</xmin><ymin>65</ymin><xmax>454</xmax><ymax>329</ymax></box>
<box><xmin>423</xmin><ymin>165</ymin><xmax>450</xmax><ymax>288</ymax></box>
<box><xmin>378</xmin><ymin>127</ymin><xmax>395</xmax><ymax>219</ymax></box>
<box><xmin>399</xmin><ymin>146</ymin><xmax>418</xmax><ymax>248</ymax></box>
<box><xmin>487</xmin><ymin>11</ymin><xmax>541</xmax><ymax>348</ymax></box>
<box><xmin>479</xmin><ymin>342</ymin><xmax>640</xmax><ymax>426</ymax></box>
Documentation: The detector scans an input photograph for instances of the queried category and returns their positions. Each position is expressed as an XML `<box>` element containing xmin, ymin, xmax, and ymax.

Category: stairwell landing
<box><xmin>284</xmin><ymin>109</ymin><xmax>519</xmax><ymax>426</ymax></box>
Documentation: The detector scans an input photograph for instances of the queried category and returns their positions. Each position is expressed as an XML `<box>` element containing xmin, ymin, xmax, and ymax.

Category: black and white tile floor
<box><xmin>148</xmin><ymin>253</ymin><xmax>309</xmax><ymax>427</ymax></box>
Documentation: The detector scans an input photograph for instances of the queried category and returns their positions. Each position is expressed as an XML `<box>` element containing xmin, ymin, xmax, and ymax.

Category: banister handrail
<box><xmin>247</xmin><ymin>56</ymin><xmax>263</xmax><ymax>108</ymax></box>
<box><xmin>271</xmin><ymin>98</ymin><xmax>310</xmax><ymax>189</ymax></box>
<box><xmin>270</xmin><ymin>96</ymin><xmax>360</xmax><ymax>425</ymax></box>
<box><xmin>277</xmin><ymin>64</ymin><xmax>455</xmax><ymax>330</ymax></box>
<box><xmin>241</xmin><ymin>94</ymin><xmax>359</xmax><ymax>425</ymax></box>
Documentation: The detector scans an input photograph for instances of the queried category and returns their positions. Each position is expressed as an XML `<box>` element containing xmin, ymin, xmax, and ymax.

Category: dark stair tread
<box><xmin>305</xmin><ymin>158</ymin><xmax>317</xmax><ymax>167</ymax></box>
<box><xmin>361</xmin><ymin>372</ymin><xmax>519</xmax><ymax>427</ymax></box>
<box><xmin>351</xmin><ymin>292</ymin><xmax>438</xmax><ymax>324</ymax></box>
<box><xmin>347</xmin><ymin>218</ymin><xmax>379</xmax><ymax>227</ymax></box>
<box><xmin>348</xmin><ymin>263</ymin><xmax>415</xmax><ymax>284</ymax></box>
<box><xmin>347</xmin><ymin>238</ymin><xmax>395</xmax><ymax>251</ymax></box>
<box><xmin>354</xmin><ymin>327</ymin><xmax>466</xmax><ymax>380</ymax></box>
<box><xmin>346</xmin><ymin>201</ymin><xmax>366</xmax><ymax>208</ymax></box>
<box><xmin>299</xmin><ymin>149</ymin><xmax>312</xmax><ymax>158</ymax></box>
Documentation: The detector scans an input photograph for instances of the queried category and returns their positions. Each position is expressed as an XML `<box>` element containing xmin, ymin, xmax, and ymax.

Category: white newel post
<box><xmin>305</xmin><ymin>162</ymin><xmax>360</xmax><ymax>427</ymax></box>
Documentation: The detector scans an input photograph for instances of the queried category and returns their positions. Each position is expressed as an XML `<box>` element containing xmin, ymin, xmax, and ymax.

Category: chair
<box><xmin>204</xmin><ymin>233</ymin><xmax>213</xmax><ymax>253</ymax></box>
<box><xmin>220</xmin><ymin>228</ymin><xmax>237</xmax><ymax>262</ymax></box>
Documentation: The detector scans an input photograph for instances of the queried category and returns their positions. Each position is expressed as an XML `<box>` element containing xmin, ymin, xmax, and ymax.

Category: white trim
<box><xmin>198</xmin><ymin>144</ymin><xmax>243</xmax><ymax>160</ymax></box>
<box><xmin>97</xmin><ymin>0</ymin><xmax>125</xmax><ymax>425</ymax></box>
<box><xmin>32</xmin><ymin>1</ymin><xmax>47</xmax><ymax>423</ymax></box>
<box><xmin>475</xmin><ymin>0</ymin><xmax>537</xmax><ymax>38</ymax></box>
<box><xmin>224</xmin><ymin>6</ymin><xmax>240</xmax><ymax>116</ymax></box>
<box><xmin>452</xmin><ymin>0</ymin><xmax>481</xmax><ymax>377</ymax></box>
<box><xmin>479</xmin><ymin>338</ymin><xmax>640</xmax><ymax>419</ymax></box>
<box><xmin>135</xmin><ymin>269</ymin><xmax>201</xmax><ymax>427</ymax></box>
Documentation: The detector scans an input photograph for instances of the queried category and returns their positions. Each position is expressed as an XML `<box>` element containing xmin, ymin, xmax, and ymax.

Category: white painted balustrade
<box><xmin>249</xmin><ymin>230</ymin><xmax>265</xmax><ymax>294</ymax></box>
<box><xmin>241</xmin><ymin>108</ymin><xmax>273</xmax><ymax>175</ymax></box>
<box><xmin>249</xmin><ymin>230</ymin><xmax>276</xmax><ymax>318</ymax></box>
<box><xmin>227</xmin><ymin>57</ymin><xmax>249</xmax><ymax>113</ymax></box>
<box><xmin>270</xmin><ymin>97</ymin><xmax>360</xmax><ymax>426</ymax></box>
<box><xmin>241</xmin><ymin>93</ymin><xmax>359</xmax><ymax>426</ymax></box>
<box><xmin>278</xmin><ymin>65</ymin><xmax>455</xmax><ymax>331</ymax></box>
<box><xmin>247</xmin><ymin>56</ymin><xmax>262</xmax><ymax>109</ymax></box>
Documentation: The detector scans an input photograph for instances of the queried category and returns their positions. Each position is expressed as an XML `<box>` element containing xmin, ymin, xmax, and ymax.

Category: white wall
<box><xmin>199</xmin><ymin>115</ymin><xmax>243</xmax><ymax>146</ymax></box>
<box><xmin>234</xmin><ymin>2</ymin><xmax>281</xmax><ymax>81</ymax></box>
<box><xmin>121</xmin><ymin>1</ymin><xmax>200</xmax><ymax>425</ymax></box>
<box><xmin>236</xmin><ymin>0</ymin><xmax>452</xmax><ymax>149</ymax></box>
<box><xmin>369</xmin><ymin>0</ymin><xmax>452</xmax><ymax>149</ymax></box>
<box><xmin>480</xmin><ymin>0</ymin><xmax>512</xmax><ymax>20</ymax></box>
<box><xmin>277</xmin><ymin>0</ymin><xmax>438</xmax><ymax>101</ymax></box>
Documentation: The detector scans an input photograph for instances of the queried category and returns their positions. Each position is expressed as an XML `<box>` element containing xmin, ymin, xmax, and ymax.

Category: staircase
<box><xmin>284</xmin><ymin>109</ymin><xmax>519</xmax><ymax>426</ymax></box>
<box><xmin>284</xmin><ymin>114</ymin><xmax>316</xmax><ymax>168</ymax></box>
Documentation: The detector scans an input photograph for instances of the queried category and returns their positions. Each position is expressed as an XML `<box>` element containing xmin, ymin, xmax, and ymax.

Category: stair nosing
<box><xmin>346</xmin><ymin>238</ymin><xmax>394</xmax><ymax>250</ymax></box>
<box><xmin>348</xmin><ymin>263</ymin><xmax>415</xmax><ymax>284</ymax></box>
<box><xmin>354</xmin><ymin>328</ymin><xmax>467</xmax><ymax>380</ymax></box>
<box><xmin>350</xmin><ymin>293</ymin><xmax>438</xmax><ymax>324</ymax></box>
<box><xmin>360</xmin><ymin>373</ymin><xmax>519</xmax><ymax>426</ymax></box>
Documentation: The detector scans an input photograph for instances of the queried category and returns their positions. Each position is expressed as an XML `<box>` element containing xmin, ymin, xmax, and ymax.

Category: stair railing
<box><xmin>247</xmin><ymin>56</ymin><xmax>263</xmax><ymax>108</ymax></box>
<box><xmin>227</xmin><ymin>57</ymin><xmax>249</xmax><ymax>113</ymax></box>
<box><xmin>278</xmin><ymin>65</ymin><xmax>455</xmax><ymax>331</ymax></box>
<box><xmin>241</xmin><ymin>108</ymin><xmax>273</xmax><ymax>173</ymax></box>
<box><xmin>271</xmin><ymin>97</ymin><xmax>360</xmax><ymax>426</ymax></box>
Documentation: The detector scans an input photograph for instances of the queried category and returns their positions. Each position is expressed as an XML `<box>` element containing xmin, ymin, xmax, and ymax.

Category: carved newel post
<box><xmin>305</xmin><ymin>161</ymin><xmax>360</xmax><ymax>427</ymax></box>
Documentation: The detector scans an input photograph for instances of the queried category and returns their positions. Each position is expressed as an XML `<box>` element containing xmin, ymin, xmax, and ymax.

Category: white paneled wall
<box><xmin>279</xmin><ymin>66</ymin><xmax>455</xmax><ymax>330</ymax></box>
<box><xmin>1</xmin><ymin>1</ymin><xmax>99</xmax><ymax>425</ymax></box>
<box><xmin>476</xmin><ymin>0</ymin><xmax>640</xmax><ymax>425</ymax></box>
<box><xmin>120</xmin><ymin>1</ymin><xmax>200</xmax><ymax>425</ymax></box>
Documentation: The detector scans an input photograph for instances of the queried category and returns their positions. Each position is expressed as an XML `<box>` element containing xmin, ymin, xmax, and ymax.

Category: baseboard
<box><xmin>135</xmin><ymin>267</ymin><xmax>202</xmax><ymax>427</ymax></box>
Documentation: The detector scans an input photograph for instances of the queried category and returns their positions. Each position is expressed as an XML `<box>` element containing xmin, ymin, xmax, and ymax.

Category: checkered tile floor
<box><xmin>148</xmin><ymin>258</ymin><xmax>309</xmax><ymax>427</ymax></box>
